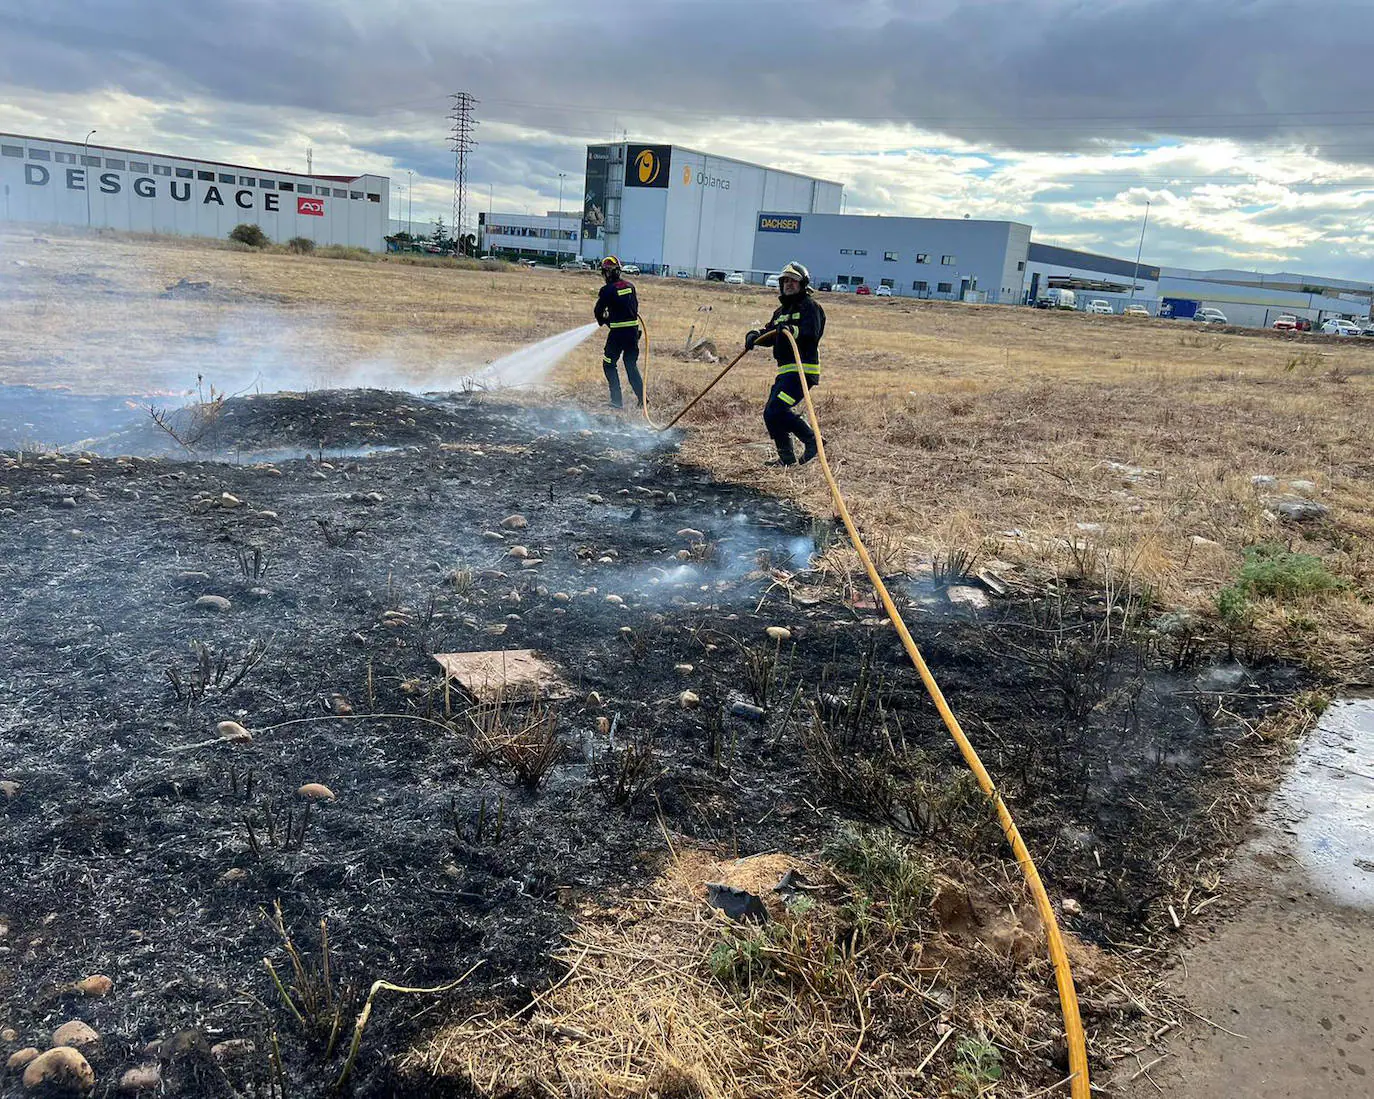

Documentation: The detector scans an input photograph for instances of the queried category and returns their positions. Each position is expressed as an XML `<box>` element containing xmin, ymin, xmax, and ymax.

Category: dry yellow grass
<box><xmin>4</xmin><ymin>228</ymin><xmax>1372</xmax><ymax>672</ymax></box>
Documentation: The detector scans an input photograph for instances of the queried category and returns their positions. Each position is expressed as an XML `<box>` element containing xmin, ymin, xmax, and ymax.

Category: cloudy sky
<box><xmin>4</xmin><ymin>0</ymin><xmax>1374</xmax><ymax>277</ymax></box>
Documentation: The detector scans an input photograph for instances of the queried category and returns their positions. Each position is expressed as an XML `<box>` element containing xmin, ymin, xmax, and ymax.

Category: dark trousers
<box><xmin>763</xmin><ymin>372</ymin><xmax>819</xmax><ymax>462</ymax></box>
<box><xmin>602</xmin><ymin>328</ymin><xmax>642</xmax><ymax>406</ymax></box>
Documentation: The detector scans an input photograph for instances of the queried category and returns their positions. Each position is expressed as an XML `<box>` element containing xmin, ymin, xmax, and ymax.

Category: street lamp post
<box><xmin>1130</xmin><ymin>200</ymin><xmax>1151</xmax><ymax>303</ymax></box>
<box><xmin>407</xmin><ymin>170</ymin><xmax>413</xmax><ymax>236</ymax></box>
<box><xmin>557</xmin><ymin>172</ymin><xmax>567</xmax><ymax>263</ymax></box>
<box><xmin>83</xmin><ymin>129</ymin><xmax>97</xmax><ymax>228</ymax></box>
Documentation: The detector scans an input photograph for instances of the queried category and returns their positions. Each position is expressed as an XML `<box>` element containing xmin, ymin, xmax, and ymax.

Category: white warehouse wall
<box><xmin>1</xmin><ymin>133</ymin><xmax>389</xmax><ymax>250</ymax></box>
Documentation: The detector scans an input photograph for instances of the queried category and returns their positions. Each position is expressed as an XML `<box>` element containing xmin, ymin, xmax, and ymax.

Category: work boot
<box><xmin>766</xmin><ymin>438</ymin><xmax>797</xmax><ymax>467</ymax></box>
<box><xmin>798</xmin><ymin>439</ymin><xmax>819</xmax><ymax>465</ymax></box>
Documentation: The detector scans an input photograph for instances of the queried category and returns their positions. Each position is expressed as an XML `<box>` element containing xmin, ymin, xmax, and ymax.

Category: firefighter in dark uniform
<box><xmin>745</xmin><ymin>261</ymin><xmax>824</xmax><ymax>465</ymax></box>
<box><xmin>593</xmin><ymin>256</ymin><xmax>643</xmax><ymax>408</ymax></box>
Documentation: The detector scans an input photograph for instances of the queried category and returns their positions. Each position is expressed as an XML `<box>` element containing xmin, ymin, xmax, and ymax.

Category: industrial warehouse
<box><xmin>0</xmin><ymin>131</ymin><xmax>389</xmax><ymax>250</ymax></box>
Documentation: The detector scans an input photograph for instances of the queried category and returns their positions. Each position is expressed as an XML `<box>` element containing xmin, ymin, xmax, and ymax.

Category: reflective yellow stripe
<box><xmin>776</xmin><ymin>364</ymin><xmax>820</xmax><ymax>377</ymax></box>
<box><xmin>776</xmin><ymin>391</ymin><xmax>797</xmax><ymax>406</ymax></box>
<box><xmin>608</xmin><ymin>319</ymin><xmax>640</xmax><ymax>328</ymax></box>
<box><xmin>617</xmin><ymin>286</ymin><xmax>634</xmax><ymax>295</ymax></box>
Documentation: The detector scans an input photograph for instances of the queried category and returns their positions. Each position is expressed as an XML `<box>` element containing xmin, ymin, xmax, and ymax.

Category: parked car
<box><xmin>724</xmin><ymin>272</ymin><xmax>745</xmax><ymax>285</ymax></box>
<box><xmin>620</xmin><ymin>263</ymin><xmax>640</xmax><ymax>275</ymax></box>
<box><xmin>817</xmin><ymin>281</ymin><xmax>833</xmax><ymax>292</ymax></box>
<box><xmin>1194</xmin><ymin>308</ymin><xmax>1228</xmax><ymax>324</ymax></box>
<box><xmin>1321</xmin><ymin>319</ymin><xmax>1361</xmax><ymax>336</ymax></box>
<box><xmin>1123</xmin><ymin>304</ymin><xmax>1150</xmax><ymax>317</ymax></box>
<box><xmin>674</xmin><ymin>271</ymin><xmax>690</xmax><ymax>279</ymax></box>
<box><xmin>832</xmin><ymin>283</ymin><xmax>853</xmax><ymax>293</ymax></box>
<box><xmin>765</xmin><ymin>274</ymin><xmax>780</xmax><ymax>289</ymax></box>
<box><xmin>874</xmin><ymin>285</ymin><xmax>892</xmax><ymax>297</ymax></box>
<box><xmin>1086</xmin><ymin>299</ymin><xmax>1113</xmax><ymax>315</ymax></box>
<box><xmin>705</xmin><ymin>270</ymin><xmax>727</xmax><ymax>282</ymax></box>
<box><xmin>559</xmin><ymin>259</ymin><xmax>591</xmax><ymax>271</ymax></box>
<box><xmin>1272</xmin><ymin>314</ymin><xmax>1299</xmax><ymax>331</ymax></box>
<box><xmin>855</xmin><ymin>285</ymin><xmax>872</xmax><ymax>296</ymax></box>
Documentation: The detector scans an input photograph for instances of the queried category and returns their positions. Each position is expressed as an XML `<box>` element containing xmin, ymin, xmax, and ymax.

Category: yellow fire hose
<box><xmin>634</xmin><ymin>318</ymin><xmax>1090</xmax><ymax>1098</ymax></box>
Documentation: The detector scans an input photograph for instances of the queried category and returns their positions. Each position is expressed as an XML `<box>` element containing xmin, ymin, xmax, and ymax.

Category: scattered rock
<box><xmin>482</xmin><ymin>531</ymin><xmax>505</xmax><ymax>542</ymax></box>
<box><xmin>605</xmin><ymin>594</ymin><xmax>624</xmax><ymax>605</ymax></box>
<box><xmin>1</xmin><ymin>1027</ymin><xmax>17</xmax><ymax>1043</ymax></box>
<box><xmin>50</xmin><ymin>1021</ymin><xmax>99</xmax><ymax>1050</ymax></box>
<box><xmin>1061</xmin><ymin>898</ymin><xmax>1083</xmax><ymax>916</ymax></box>
<box><xmin>216</xmin><ymin>720</ymin><xmax>252</xmax><ymax>744</ymax></box>
<box><xmin>585</xmin><ymin>494</ymin><xmax>605</xmax><ymax>504</ymax></box>
<box><xmin>674</xmin><ymin>663</ymin><xmax>694</xmax><ymax>675</ymax></box>
<box><xmin>1265</xmin><ymin>496</ymin><xmax>1329</xmax><ymax>522</ymax></box>
<box><xmin>675</xmin><ymin>549</ymin><xmax>692</xmax><ymax>561</ymax></box>
<box><xmin>679</xmin><ymin>691</ymin><xmax>700</xmax><ymax>709</ymax></box>
<box><xmin>119</xmin><ymin>1064</ymin><xmax>161</xmax><ymax>1091</ymax></box>
<box><xmin>500</xmin><ymin>514</ymin><xmax>528</xmax><ymax>530</ymax></box>
<box><xmin>595</xmin><ymin>717</ymin><xmax>611</xmax><ymax>734</ymax></box>
<box><xmin>330</xmin><ymin>695</ymin><xmax>353</xmax><ymax>716</ymax></box>
<box><xmin>1288</xmin><ymin>479</ymin><xmax>1317</xmax><ymax>494</ymax></box>
<box><xmin>309</xmin><ymin>470</ymin><xmax>328</xmax><ymax>481</ymax></box>
<box><xmin>552</xmin><ymin>592</ymin><xmax>570</xmax><ymax>603</ymax></box>
<box><xmin>219</xmin><ymin>493</ymin><xmax>242</xmax><ymax>508</ymax></box>
<box><xmin>946</xmin><ymin>585</ymin><xmax>990</xmax><ymax>611</ymax></box>
<box><xmin>507</xmin><ymin>546</ymin><xmax>529</xmax><ymax>559</ymax></box>
<box><xmin>6</xmin><ymin>1048</ymin><xmax>40</xmax><ymax>1071</ymax></box>
<box><xmin>219</xmin><ymin>867</ymin><xmax>249</xmax><ymax>884</ymax></box>
<box><xmin>156</xmin><ymin>1030</ymin><xmax>211</xmax><ymax>1061</ymax></box>
<box><xmin>677</xmin><ymin>528</ymin><xmax>705</xmax><ymax>541</ymax></box>
<box><xmin>22</xmin><ymin>1047</ymin><xmax>93</xmax><ymax>1092</ymax></box>
<box><xmin>729</xmin><ymin>701</ymin><xmax>766</xmax><ymax>721</ymax></box>
<box><xmin>173</xmin><ymin>571</ymin><xmax>211</xmax><ymax>587</ymax></box>
<box><xmin>58</xmin><ymin>497</ymin><xmax>76</xmax><ymax>509</ymax></box>
<box><xmin>193</xmin><ymin>595</ymin><xmax>232</xmax><ymax>613</ymax></box>
<box><xmin>74</xmin><ymin>975</ymin><xmax>112</xmax><ymax>998</ymax></box>
<box><xmin>585</xmin><ymin>691</ymin><xmax>602</xmax><ymax>708</ymax></box>
<box><xmin>297</xmin><ymin>783</ymin><xmax>336</xmax><ymax>801</ymax></box>
<box><xmin>1</xmin><ymin>780</ymin><xmax>18</xmax><ymax>799</ymax></box>
<box><xmin>209</xmin><ymin>1039</ymin><xmax>255</xmax><ymax>1064</ymax></box>
<box><xmin>765</xmin><ymin>626</ymin><xmax>791</xmax><ymax>643</ymax></box>
<box><xmin>1250</xmin><ymin>475</ymin><xmax>1279</xmax><ymax>489</ymax></box>
<box><xmin>1189</xmin><ymin>535</ymin><xmax>1221</xmax><ymax>549</ymax></box>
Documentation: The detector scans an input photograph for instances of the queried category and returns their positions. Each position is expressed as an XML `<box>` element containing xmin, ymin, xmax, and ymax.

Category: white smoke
<box><xmin>467</xmin><ymin>323</ymin><xmax>600</xmax><ymax>390</ymax></box>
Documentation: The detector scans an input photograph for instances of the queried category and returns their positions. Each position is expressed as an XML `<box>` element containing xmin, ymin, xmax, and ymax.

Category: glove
<box><xmin>745</xmin><ymin>329</ymin><xmax>761</xmax><ymax>351</ymax></box>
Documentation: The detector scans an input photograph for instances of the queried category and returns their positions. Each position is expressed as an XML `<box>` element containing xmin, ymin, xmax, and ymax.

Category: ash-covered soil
<box><xmin>0</xmin><ymin>387</ymin><xmax>1298</xmax><ymax>1096</ymax></box>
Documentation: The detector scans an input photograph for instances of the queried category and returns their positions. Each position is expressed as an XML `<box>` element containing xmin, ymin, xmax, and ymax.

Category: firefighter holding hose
<box><xmin>745</xmin><ymin>261</ymin><xmax>824</xmax><ymax>466</ymax></box>
<box><xmin>594</xmin><ymin>256</ymin><xmax>643</xmax><ymax>408</ymax></box>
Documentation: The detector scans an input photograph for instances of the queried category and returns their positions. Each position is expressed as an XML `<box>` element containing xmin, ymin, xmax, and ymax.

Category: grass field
<box><xmin>4</xmin><ymin>228</ymin><xmax>1373</xmax><ymax>675</ymax></box>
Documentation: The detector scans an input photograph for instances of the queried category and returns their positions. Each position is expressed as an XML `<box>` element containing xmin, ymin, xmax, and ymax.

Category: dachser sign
<box><xmin>757</xmin><ymin>214</ymin><xmax>802</xmax><ymax>234</ymax></box>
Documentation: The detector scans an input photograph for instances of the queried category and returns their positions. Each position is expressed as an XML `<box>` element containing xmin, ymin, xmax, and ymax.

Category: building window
<box><xmin>349</xmin><ymin>191</ymin><xmax>363</xmax><ymax>200</ymax></box>
<box><xmin>1</xmin><ymin>144</ymin><xmax>23</xmax><ymax>157</ymax></box>
<box><xmin>880</xmin><ymin>278</ymin><xmax>895</xmax><ymax>288</ymax></box>
<box><xmin>55</xmin><ymin>152</ymin><xmax>77</xmax><ymax>164</ymax></box>
<box><xmin>28</xmin><ymin>149</ymin><xmax>51</xmax><ymax>161</ymax></box>
<box><xmin>153</xmin><ymin>164</ymin><xmax>171</xmax><ymax>175</ymax></box>
<box><xmin>105</xmin><ymin>158</ymin><xmax>126</xmax><ymax>170</ymax></box>
<box><xmin>884</xmin><ymin>252</ymin><xmax>898</xmax><ymax>262</ymax></box>
<box><xmin>333</xmin><ymin>188</ymin><xmax>347</xmax><ymax>198</ymax></box>
<box><xmin>278</xmin><ymin>181</ymin><xmax>294</xmax><ymax>191</ymax></box>
<box><xmin>913</xmin><ymin>280</ymin><xmax>929</xmax><ymax>292</ymax></box>
<box><xmin>218</xmin><ymin>173</ymin><xmax>234</xmax><ymax>183</ymax></box>
<box><xmin>81</xmin><ymin>155</ymin><xmax>101</xmax><ymax>167</ymax></box>
<box><xmin>239</xmin><ymin>175</ymin><xmax>255</xmax><ymax>186</ymax></box>
<box><xmin>941</xmin><ymin>255</ymin><xmax>956</xmax><ymax>265</ymax></box>
<box><xmin>129</xmin><ymin>161</ymin><xmax>148</xmax><ymax>172</ymax></box>
<box><xmin>260</xmin><ymin>179</ymin><xmax>275</xmax><ymax>189</ymax></box>
<box><xmin>938</xmin><ymin>282</ymin><xmax>953</xmax><ymax>294</ymax></box>
<box><xmin>915</xmin><ymin>253</ymin><xmax>929</xmax><ymax>264</ymax></box>
<box><xmin>367</xmin><ymin>193</ymin><xmax>380</xmax><ymax>203</ymax></box>
<box><xmin>1017</xmin><ymin>260</ymin><xmax>1025</xmax><ymax>271</ymax></box>
<box><xmin>197</xmin><ymin>170</ymin><xmax>214</xmax><ymax>181</ymax></box>
<box><xmin>175</xmin><ymin>167</ymin><xmax>193</xmax><ymax>178</ymax></box>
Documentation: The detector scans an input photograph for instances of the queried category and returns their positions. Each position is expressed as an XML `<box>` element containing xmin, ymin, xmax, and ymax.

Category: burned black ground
<box><xmin>0</xmin><ymin>387</ymin><xmax>1299</xmax><ymax>1096</ymax></box>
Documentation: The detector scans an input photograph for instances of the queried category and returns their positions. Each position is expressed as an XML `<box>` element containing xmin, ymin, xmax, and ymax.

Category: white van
<box><xmin>1036</xmin><ymin>288</ymin><xmax>1076</xmax><ymax>310</ymax></box>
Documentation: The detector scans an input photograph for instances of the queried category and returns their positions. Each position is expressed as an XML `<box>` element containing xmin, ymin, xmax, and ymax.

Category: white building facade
<box><xmin>1</xmin><ymin>132</ymin><xmax>389</xmax><ymax>250</ymax></box>
<box><xmin>580</xmin><ymin>142</ymin><xmax>843</xmax><ymax>276</ymax></box>
<box><xmin>477</xmin><ymin>211</ymin><xmax>580</xmax><ymax>262</ymax></box>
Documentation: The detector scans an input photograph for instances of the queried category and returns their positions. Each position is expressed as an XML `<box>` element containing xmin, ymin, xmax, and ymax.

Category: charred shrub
<box><xmin>592</xmin><ymin>730</ymin><xmax>664</xmax><ymax>812</ymax></box>
<box><xmin>824</xmin><ymin>825</ymin><xmax>932</xmax><ymax>926</ymax></box>
<box><xmin>468</xmin><ymin>698</ymin><xmax>561</xmax><ymax>790</ymax></box>
<box><xmin>287</xmin><ymin>236</ymin><xmax>316</xmax><ymax>254</ymax></box>
<box><xmin>230</xmin><ymin>223</ymin><xmax>270</xmax><ymax>248</ymax></box>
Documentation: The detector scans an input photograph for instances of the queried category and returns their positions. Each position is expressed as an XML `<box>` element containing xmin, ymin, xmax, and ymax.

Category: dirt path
<box><xmin>1118</xmin><ymin>700</ymin><xmax>1374</xmax><ymax>1096</ymax></box>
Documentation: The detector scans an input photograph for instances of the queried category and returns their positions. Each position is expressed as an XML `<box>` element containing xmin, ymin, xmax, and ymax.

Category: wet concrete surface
<box><xmin>1118</xmin><ymin>700</ymin><xmax>1374</xmax><ymax>1097</ymax></box>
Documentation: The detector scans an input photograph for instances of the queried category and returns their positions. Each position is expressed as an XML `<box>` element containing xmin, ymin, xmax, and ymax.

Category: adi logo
<box><xmin>635</xmin><ymin>148</ymin><xmax>661</xmax><ymax>185</ymax></box>
<box><xmin>625</xmin><ymin>144</ymin><xmax>671</xmax><ymax>189</ymax></box>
